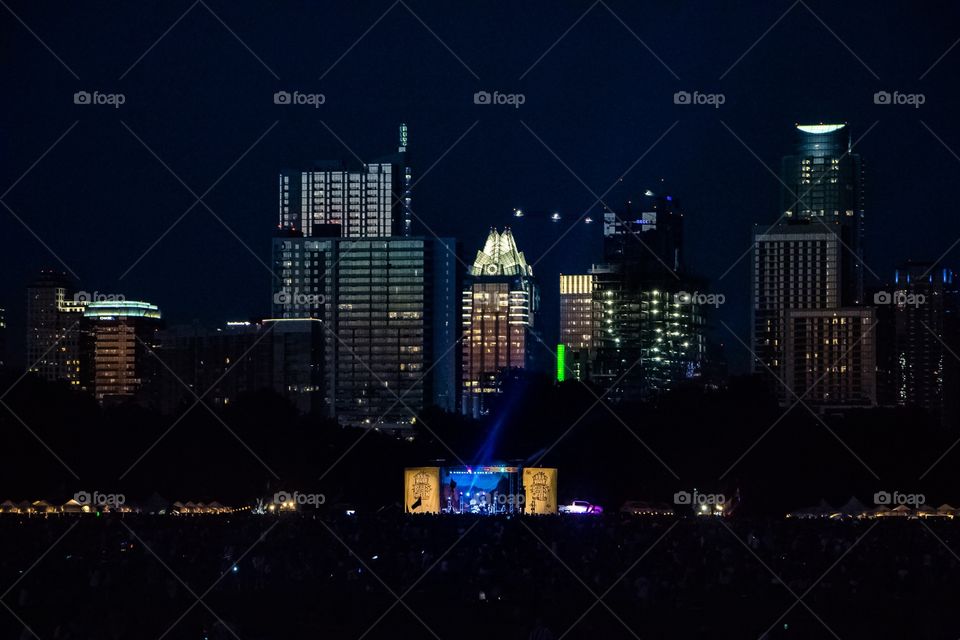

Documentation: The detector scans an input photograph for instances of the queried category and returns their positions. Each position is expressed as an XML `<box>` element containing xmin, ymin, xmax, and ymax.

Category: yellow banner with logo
<box><xmin>523</xmin><ymin>467</ymin><xmax>558</xmax><ymax>514</ymax></box>
<box><xmin>404</xmin><ymin>467</ymin><xmax>441</xmax><ymax>514</ymax></box>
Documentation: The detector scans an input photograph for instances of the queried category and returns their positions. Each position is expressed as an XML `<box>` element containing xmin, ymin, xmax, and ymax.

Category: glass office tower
<box><xmin>781</xmin><ymin>123</ymin><xmax>864</xmax><ymax>304</ymax></box>
<box><xmin>271</xmin><ymin>234</ymin><xmax>457</xmax><ymax>423</ymax></box>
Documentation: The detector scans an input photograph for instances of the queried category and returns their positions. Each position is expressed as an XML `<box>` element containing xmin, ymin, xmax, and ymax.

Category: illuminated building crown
<box><xmin>470</xmin><ymin>228</ymin><xmax>532</xmax><ymax>277</ymax></box>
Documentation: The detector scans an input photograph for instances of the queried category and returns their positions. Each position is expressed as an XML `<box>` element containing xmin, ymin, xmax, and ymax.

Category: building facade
<box><xmin>559</xmin><ymin>274</ymin><xmax>597</xmax><ymax>381</ymax></box>
<box><xmin>753</xmin><ymin>123</ymin><xmax>875</xmax><ymax>408</ymax></box>
<box><xmin>783</xmin><ymin>308</ymin><xmax>877</xmax><ymax>407</ymax></box>
<box><xmin>271</xmin><ymin>234</ymin><xmax>457</xmax><ymax>423</ymax></box>
<box><xmin>26</xmin><ymin>270</ymin><xmax>83</xmax><ymax>386</ymax></box>
<box><xmin>278</xmin><ymin>125</ymin><xmax>412</xmax><ymax>238</ymax></box>
<box><xmin>780</xmin><ymin>123</ymin><xmax>864</xmax><ymax>305</ymax></box>
<box><xmin>752</xmin><ymin>222</ymin><xmax>842</xmax><ymax>385</ymax></box>
<box><xmin>889</xmin><ymin>262</ymin><xmax>960</xmax><ymax>427</ymax></box>
<box><xmin>461</xmin><ymin>228</ymin><xmax>539</xmax><ymax>416</ymax></box>
<box><xmin>81</xmin><ymin>300</ymin><xmax>162</xmax><ymax>403</ymax></box>
<box><xmin>559</xmin><ymin>191</ymin><xmax>707</xmax><ymax>400</ymax></box>
<box><xmin>149</xmin><ymin>319</ymin><xmax>324</xmax><ymax>415</ymax></box>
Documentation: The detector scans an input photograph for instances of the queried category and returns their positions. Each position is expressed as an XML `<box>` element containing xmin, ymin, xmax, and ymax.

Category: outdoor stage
<box><xmin>404</xmin><ymin>465</ymin><xmax>558</xmax><ymax>515</ymax></box>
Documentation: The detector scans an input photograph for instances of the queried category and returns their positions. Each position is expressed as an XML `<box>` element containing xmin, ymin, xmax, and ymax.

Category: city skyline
<box><xmin>3</xmin><ymin>2</ymin><xmax>960</xmax><ymax>378</ymax></box>
<box><xmin>6</xmin><ymin>5</ymin><xmax>960</xmax><ymax>638</ymax></box>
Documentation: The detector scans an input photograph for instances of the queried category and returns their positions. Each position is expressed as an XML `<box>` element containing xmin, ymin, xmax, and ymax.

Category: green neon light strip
<box><xmin>556</xmin><ymin>344</ymin><xmax>566</xmax><ymax>382</ymax></box>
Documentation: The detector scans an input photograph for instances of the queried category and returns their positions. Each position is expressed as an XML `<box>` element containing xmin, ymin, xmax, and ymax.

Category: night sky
<box><xmin>3</xmin><ymin>1</ymin><xmax>959</xmax><ymax>372</ymax></box>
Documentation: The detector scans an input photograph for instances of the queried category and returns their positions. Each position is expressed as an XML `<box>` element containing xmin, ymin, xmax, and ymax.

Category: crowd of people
<box><xmin>2</xmin><ymin>512</ymin><xmax>958</xmax><ymax>639</ymax></box>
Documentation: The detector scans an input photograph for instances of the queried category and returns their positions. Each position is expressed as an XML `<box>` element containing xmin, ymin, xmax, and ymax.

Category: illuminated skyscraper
<box><xmin>279</xmin><ymin>124</ymin><xmax>412</xmax><ymax>238</ymax></box>
<box><xmin>81</xmin><ymin>300</ymin><xmax>162</xmax><ymax>403</ymax></box>
<box><xmin>26</xmin><ymin>270</ymin><xmax>84</xmax><ymax>385</ymax></box>
<box><xmin>559</xmin><ymin>274</ymin><xmax>597</xmax><ymax>381</ymax></box>
<box><xmin>271</xmin><ymin>233</ymin><xmax>457</xmax><ymax>423</ymax></box>
<box><xmin>752</xmin><ymin>222</ymin><xmax>842</xmax><ymax>385</ymax></box>
<box><xmin>753</xmin><ymin>123</ymin><xmax>873</xmax><ymax>407</ymax></box>
<box><xmin>461</xmin><ymin>228</ymin><xmax>540</xmax><ymax>415</ymax></box>
<box><xmin>566</xmin><ymin>190</ymin><xmax>706</xmax><ymax>400</ymax></box>
<box><xmin>781</xmin><ymin>123</ymin><xmax>864</xmax><ymax>304</ymax></box>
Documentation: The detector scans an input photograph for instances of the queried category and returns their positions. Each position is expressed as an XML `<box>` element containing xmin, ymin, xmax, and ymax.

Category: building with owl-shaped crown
<box><xmin>461</xmin><ymin>228</ymin><xmax>540</xmax><ymax>416</ymax></box>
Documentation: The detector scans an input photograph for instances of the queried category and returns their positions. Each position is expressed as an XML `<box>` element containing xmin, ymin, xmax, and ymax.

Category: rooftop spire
<box><xmin>470</xmin><ymin>228</ymin><xmax>532</xmax><ymax>277</ymax></box>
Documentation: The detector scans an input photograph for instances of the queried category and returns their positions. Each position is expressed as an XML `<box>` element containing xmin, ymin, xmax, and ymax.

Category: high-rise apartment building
<box><xmin>783</xmin><ymin>308</ymin><xmax>877</xmax><ymax>407</ymax></box>
<box><xmin>271</xmin><ymin>233</ymin><xmax>457</xmax><ymax>423</ymax></box>
<box><xmin>754</xmin><ymin>123</ymin><xmax>875</xmax><ymax>408</ymax></box>
<box><xmin>461</xmin><ymin>228</ymin><xmax>540</xmax><ymax>416</ymax></box>
<box><xmin>81</xmin><ymin>300</ymin><xmax>162</xmax><ymax>402</ymax></box>
<box><xmin>26</xmin><ymin>270</ymin><xmax>83</xmax><ymax>386</ymax></box>
<box><xmin>559</xmin><ymin>274</ymin><xmax>597</xmax><ymax>381</ymax></box>
<box><xmin>752</xmin><ymin>222</ymin><xmax>842</xmax><ymax>382</ymax></box>
<box><xmin>279</xmin><ymin>124</ymin><xmax>412</xmax><ymax>238</ymax></box>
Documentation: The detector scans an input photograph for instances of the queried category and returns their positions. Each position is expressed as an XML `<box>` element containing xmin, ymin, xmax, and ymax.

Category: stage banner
<box><xmin>404</xmin><ymin>467</ymin><xmax>441</xmax><ymax>514</ymax></box>
<box><xmin>523</xmin><ymin>467</ymin><xmax>558</xmax><ymax>515</ymax></box>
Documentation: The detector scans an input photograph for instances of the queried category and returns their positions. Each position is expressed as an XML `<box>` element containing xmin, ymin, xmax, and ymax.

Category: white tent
<box><xmin>61</xmin><ymin>499</ymin><xmax>86</xmax><ymax>514</ymax></box>
<box><xmin>32</xmin><ymin>500</ymin><xmax>57</xmax><ymax>514</ymax></box>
